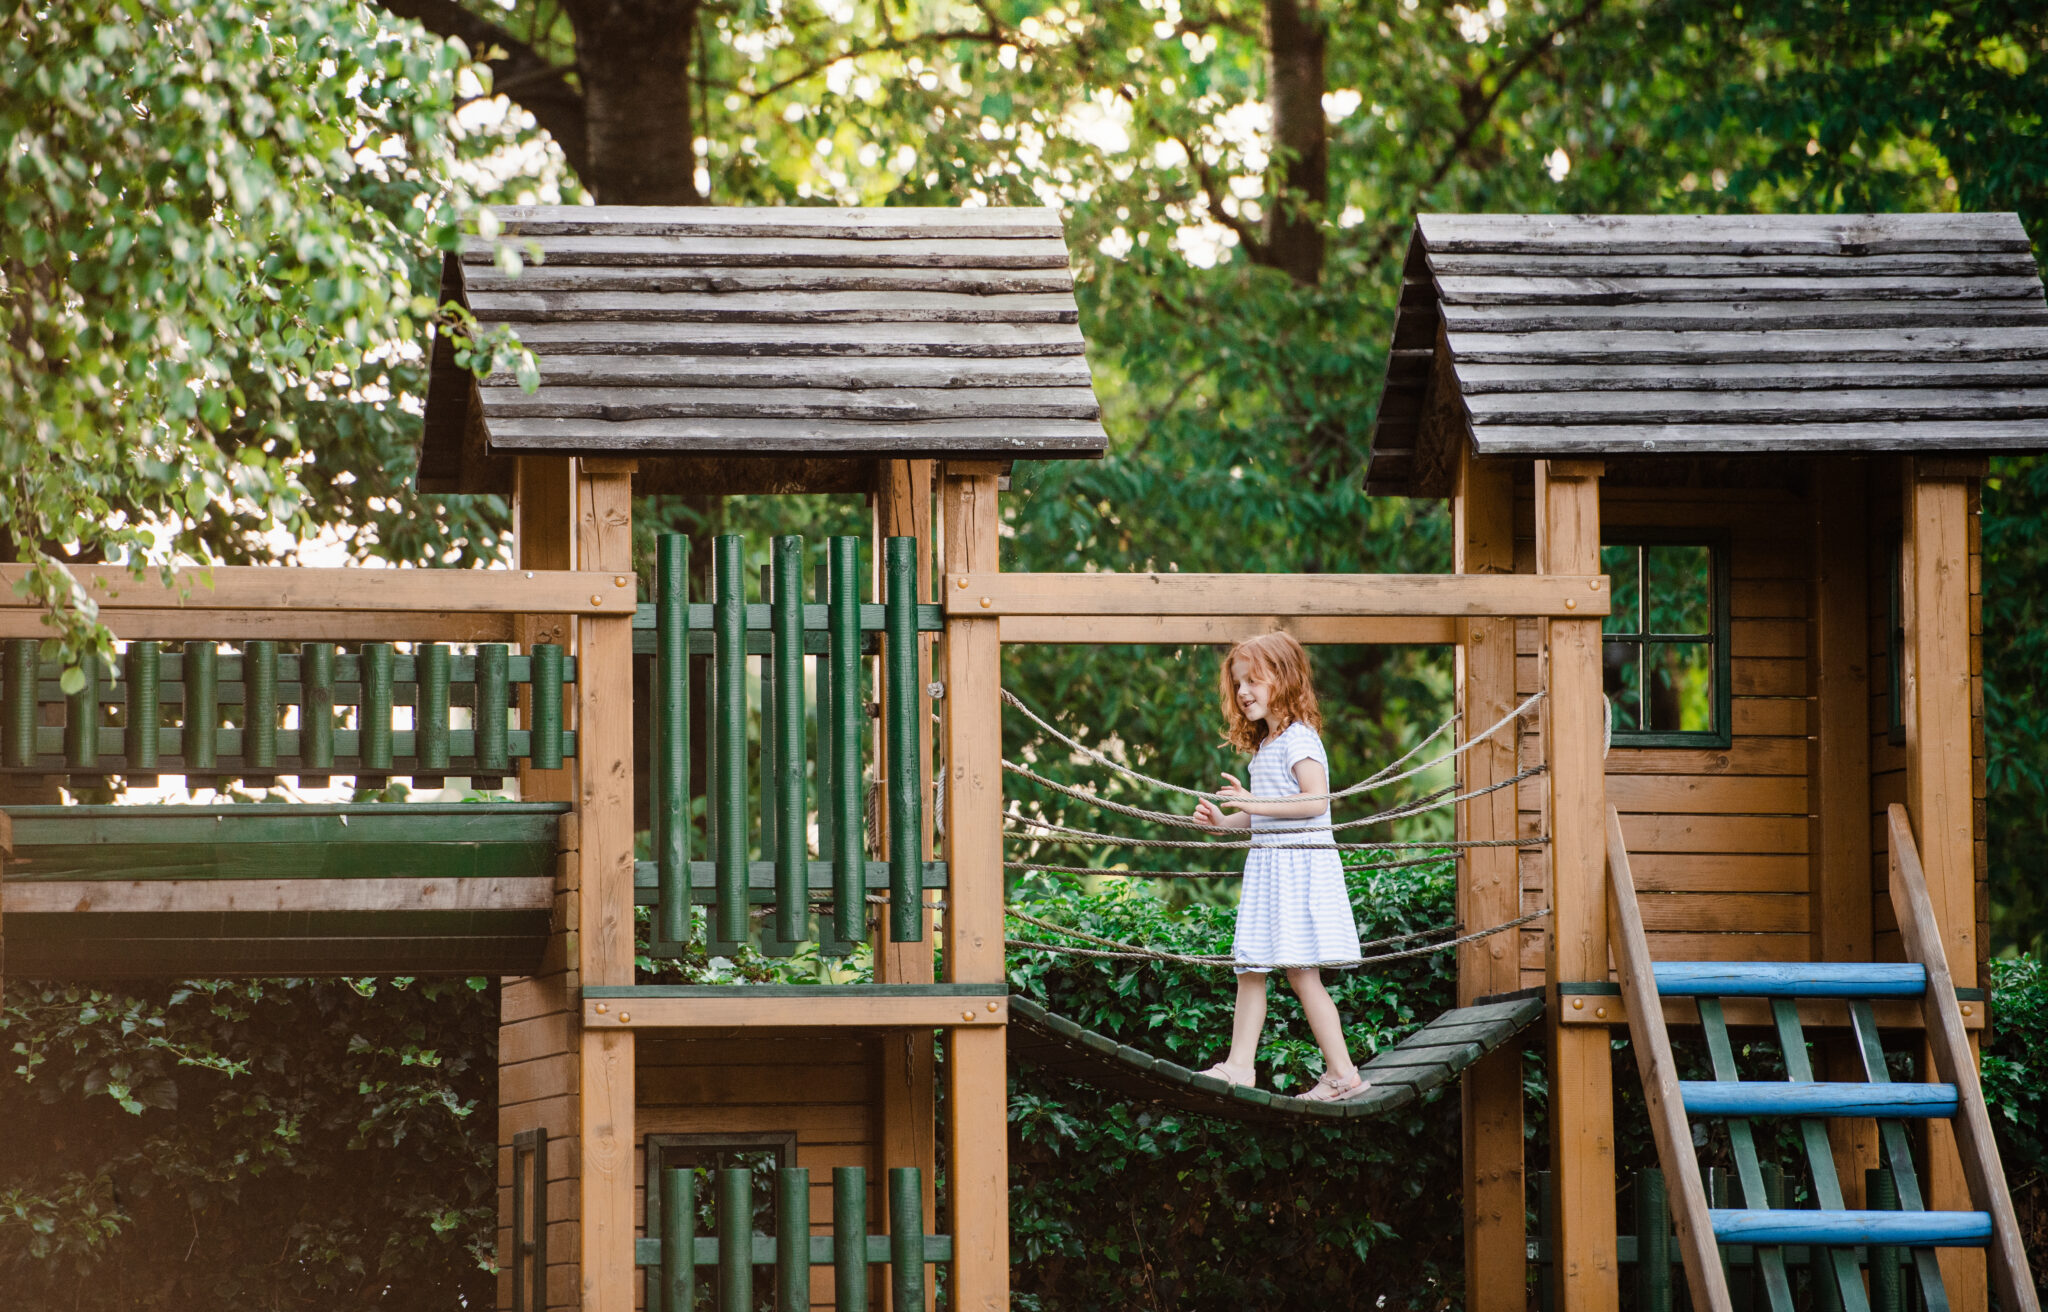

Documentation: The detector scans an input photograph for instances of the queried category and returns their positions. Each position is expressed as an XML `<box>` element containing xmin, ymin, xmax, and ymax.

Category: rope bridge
<box><xmin>998</xmin><ymin>686</ymin><xmax>1550</xmax><ymax>972</ymax></box>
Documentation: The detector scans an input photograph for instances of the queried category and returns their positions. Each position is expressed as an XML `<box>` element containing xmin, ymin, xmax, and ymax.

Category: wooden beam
<box><xmin>583</xmin><ymin>993</ymin><xmax>1009</xmax><ymax>1029</ymax></box>
<box><xmin>1606</xmin><ymin>808</ymin><xmax>1731</xmax><ymax>1312</ymax></box>
<box><xmin>940</xmin><ymin>462</ymin><xmax>1008</xmax><ymax>1312</ymax></box>
<box><xmin>873</xmin><ymin>458</ymin><xmax>939</xmax><ymax>1306</ymax></box>
<box><xmin>1889</xmin><ymin>806</ymin><xmax>2040</xmax><ymax>1312</ymax></box>
<box><xmin>1552</xmin><ymin>994</ymin><xmax>1984</xmax><ymax>1031</ymax></box>
<box><xmin>575</xmin><ymin>458</ymin><xmax>637</xmax><ymax>1312</ymax></box>
<box><xmin>1</xmin><ymin>876</ymin><xmax>553</xmax><ymax>914</ymax></box>
<box><xmin>1538</xmin><ymin>458</ymin><xmax>1619</xmax><ymax>1312</ymax></box>
<box><xmin>1455</xmin><ymin>450</ymin><xmax>1527</xmax><ymax>1312</ymax></box>
<box><xmin>946</xmin><ymin>572</ymin><xmax>1610</xmax><ymax>619</ymax></box>
<box><xmin>0</xmin><ymin>610</ymin><xmax>522</xmax><ymax>642</ymax></box>
<box><xmin>0</xmin><ymin>564</ymin><xmax>629</xmax><ymax>614</ymax></box>
<box><xmin>508</xmin><ymin>455</ymin><xmax>579</xmax><ymax>1312</ymax></box>
<box><xmin>994</xmin><ymin>614</ymin><xmax>1457</xmax><ymax>645</ymax></box>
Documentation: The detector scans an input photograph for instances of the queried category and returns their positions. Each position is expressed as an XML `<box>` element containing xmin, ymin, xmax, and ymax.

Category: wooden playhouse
<box><xmin>1</xmin><ymin>206</ymin><xmax>2043</xmax><ymax>1312</ymax></box>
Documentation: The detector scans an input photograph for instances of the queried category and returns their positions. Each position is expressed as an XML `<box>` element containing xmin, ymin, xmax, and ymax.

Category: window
<box><xmin>644</xmin><ymin>1132</ymin><xmax>797</xmax><ymax>1312</ymax></box>
<box><xmin>1600</xmin><ymin>534</ymin><xmax>1731</xmax><ymax>748</ymax></box>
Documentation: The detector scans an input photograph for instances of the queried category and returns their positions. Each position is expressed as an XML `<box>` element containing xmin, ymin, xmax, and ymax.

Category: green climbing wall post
<box><xmin>773</xmin><ymin>536</ymin><xmax>808</xmax><ymax>945</ymax></box>
<box><xmin>124</xmin><ymin>641</ymin><xmax>160</xmax><ymax>770</ymax></box>
<box><xmin>713</xmin><ymin>535</ymin><xmax>749</xmax><ymax>944</ymax></box>
<box><xmin>828</xmin><ymin>537</ymin><xmax>864</xmax><ymax>945</ymax></box>
<box><xmin>833</xmin><ymin>1167</ymin><xmax>868</xmax><ymax>1312</ymax></box>
<box><xmin>882</xmin><ymin>537</ymin><xmax>923</xmax><ymax>943</ymax></box>
<box><xmin>655</xmin><ymin>533</ymin><xmax>690</xmax><ymax>945</ymax></box>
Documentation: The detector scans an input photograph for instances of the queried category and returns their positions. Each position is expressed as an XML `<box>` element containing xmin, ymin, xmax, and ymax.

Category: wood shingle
<box><xmin>417</xmin><ymin>206</ymin><xmax>1107</xmax><ymax>492</ymax></box>
<box><xmin>1367</xmin><ymin>212</ymin><xmax>2048</xmax><ymax>496</ymax></box>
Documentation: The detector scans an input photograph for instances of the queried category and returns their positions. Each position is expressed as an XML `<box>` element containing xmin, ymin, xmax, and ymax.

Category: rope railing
<box><xmin>999</xmin><ymin>686</ymin><xmax>1542</xmax><ymax>806</ymax></box>
<box><xmin>1003</xmin><ymin>812</ymin><xmax>1548</xmax><ymax>853</ymax></box>
<box><xmin>1003</xmin><ymin>903</ymin><xmax>1553</xmax><ymax>971</ymax></box>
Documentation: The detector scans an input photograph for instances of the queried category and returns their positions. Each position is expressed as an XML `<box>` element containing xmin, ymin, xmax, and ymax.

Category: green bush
<box><xmin>1006</xmin><ymin>858</ymin><xmax>1481</xmax><ymax>1310</ymax></box>
<box><xmin>1985</xmin><ymin>954</ymin><xmax>2048</xmax><ymax>1264</ymax></box>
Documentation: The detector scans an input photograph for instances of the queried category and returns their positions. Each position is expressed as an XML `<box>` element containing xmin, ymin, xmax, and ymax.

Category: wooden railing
<box><xmin>1886</xmin><ymin>805</ymin><xmax>2039</xmax><ymax>1312</ymax></box>
<box><xmin>634</xmin><ymin>1166</ymin><xmax>946</xmax><ymax>1312</ymax></box>
<box><xmin>641</xmin><ymin>533</ymin><xmax>946</xmax><ymax>959</ymax></box>
<box><xmin>1607</xmin><ymin>803</ymin><xmax>1732</xmax><ymax>1312</ymax></box>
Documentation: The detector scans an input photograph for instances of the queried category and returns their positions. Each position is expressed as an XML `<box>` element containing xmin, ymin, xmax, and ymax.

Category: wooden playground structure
<box><xmin>1</xmin><ymin>207</ymin><xmax>2044</xmax><ymax>1310</ymax></box>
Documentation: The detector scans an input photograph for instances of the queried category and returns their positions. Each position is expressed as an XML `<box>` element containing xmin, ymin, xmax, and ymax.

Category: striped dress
<box><xmin>1231</xmin><ymin>722</ymin><xmax>1361</xmax><ymax>973</ymax></box>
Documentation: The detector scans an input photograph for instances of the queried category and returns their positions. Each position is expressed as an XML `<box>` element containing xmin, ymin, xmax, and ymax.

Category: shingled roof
<box><xmin>417</xmin><ymin>206</ymin><xmax>1106</xmax><ymax>492</ymax></box>
<box><xmin>1366</xmin><ymin>212</ymin><xmax>2048</xmax><ymax>497</ymax></box>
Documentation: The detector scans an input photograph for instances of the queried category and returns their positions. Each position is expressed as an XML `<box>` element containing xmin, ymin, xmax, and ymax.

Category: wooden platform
<box><xmin>1</xmin><ymin>803</ymin><xmax>565</xmax><ymax>976</ymax></box>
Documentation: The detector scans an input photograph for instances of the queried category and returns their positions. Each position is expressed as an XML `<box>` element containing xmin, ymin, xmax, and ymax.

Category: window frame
<box><xmin>1599</xmin><ymin>528</ymin><xmax>1733</xmax><ymax>750</ymax></box>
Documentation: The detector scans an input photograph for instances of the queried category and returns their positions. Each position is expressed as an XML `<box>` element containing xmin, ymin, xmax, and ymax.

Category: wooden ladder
<box><xmin>1604</xmin><ymin>804</ymin><xmax>2039</xmax><ymax>1312</ymax></box>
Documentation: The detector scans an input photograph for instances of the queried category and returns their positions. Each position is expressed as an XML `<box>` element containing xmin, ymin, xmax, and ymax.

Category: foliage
<box><xmin>1005</xmin><ymin>857</ymin><xmax>1472</xmax><ymax>1309</ymax></box>
<box><xmin>0</xmin><ymin>0</ymin><xmax>532</xmax><ymax>680</ymax></box>
<box><xmin>0</xmin><ymin>976</ymin><xmax>496</xmax><ymax>1308</ymax></box>
<box><xmin>1984</xmin><ymin>955</ymin><xmax>2048</xmax><ymax>1254</ymax></box>
<box><xmin>1982</xmin><ymin>458</ymin><xmax>2048</xmax><ymax>955</ymax></box>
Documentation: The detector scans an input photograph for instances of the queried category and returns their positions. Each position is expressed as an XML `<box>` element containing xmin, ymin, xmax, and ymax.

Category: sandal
<box><xmin>1298</xmin><ymin>1069</ymin><xmax>1369</xmax><ymax>1102</ymax></box>
<box><xmin>1199</xmin><ymin>1063</ymin><xmax>1256</xmax><ymax>1089</ymax></box>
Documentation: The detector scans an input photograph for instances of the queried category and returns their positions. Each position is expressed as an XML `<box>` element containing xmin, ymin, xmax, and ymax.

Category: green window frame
<box><xmin>1600</xmin><ymin>531</ymin><xmax>1732</xmax><ymax>749</ymax></box>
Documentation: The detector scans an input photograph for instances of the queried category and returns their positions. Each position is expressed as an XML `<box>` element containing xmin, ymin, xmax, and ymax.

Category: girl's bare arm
<box><xmin>1193</xmin><ymin>797</ymin><xmax>1253</xmax><ymax>830</ymax></box>
<box><xmin>1218</xmin><ymin>760</ymin><xmax>1331</xmax><ymax>819</ymax></box>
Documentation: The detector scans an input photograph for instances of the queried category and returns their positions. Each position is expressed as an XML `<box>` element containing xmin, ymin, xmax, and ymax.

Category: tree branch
<box><xmin>748</xmin><ymin>27</ymin><xmax>1010</xmax><ymax>103</ymax></box>
<box><xmin>379</xmin><ymin>0</ymin><xmax>590</xmax><ymax>177</ymax></box>
<box><xmin>1364</xmin><ymin>0</ymin><xmax>1606</xmax><ymax>268</ymax></box>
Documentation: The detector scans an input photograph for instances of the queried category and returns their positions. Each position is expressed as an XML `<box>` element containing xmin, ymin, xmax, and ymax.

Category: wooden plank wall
<box><xmin>1514</xmin><ymin>474</ymin><xmax>1816</xmax><ymax>987</ymax></box>
<box><xmin>632</xmin><ymin>1033</ymin><xmax>882</xmax><ymax>1310</ymax></box>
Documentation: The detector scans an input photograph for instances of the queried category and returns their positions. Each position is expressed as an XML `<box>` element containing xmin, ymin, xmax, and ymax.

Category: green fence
<box><xmin>641</xmin><ymin>533</ymin><xmax>945</xmax><ymax>957</ymax></box>
<box><xmin>1532</xmin><ymin>1167</ymin><xmax>1922</xmax><ymax>1312</ymax></box>
<box><xmin>0</xmin><ymin>637</ymin><xmax>572</xmax><ymax>788</ymax></box>
<box><xmin>635</xmin><ymin>1165</ymin><xmax>948</xmax><ymax>1312</ymax></box>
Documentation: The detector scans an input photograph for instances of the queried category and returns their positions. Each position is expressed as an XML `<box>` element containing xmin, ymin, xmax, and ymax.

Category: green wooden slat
<box><xmin>302</xmin><ymin>643</ymin><xmax>337</xmax><ymax>771</ymax></box>
<box><xmin>417</xmin><ymin>644</ymin><xmax>451</xmax><ymax>771</ymax></box>
<box><xmin>630</xmin><ymin>859</ymin><xmax>946</xmax><ymax>903</ymax></box>
<box><xmin>529</xmin><ymin>643</ymin><xmax>564</xmax><ymax>769</ymax></box>
<box><xmin>882</xmin><ymin>536</ymin><xmax>922</xmax><ymax>943</ymax></box>
<box><xmin>827</xmin><ymin>536</ymin><xmax>864</xmax><ymax>944</ymax></box>
<box><xmin>659</xmin><ymin>1167</ymin><xmax>695</xmax><ymax>1312</ymax></box>
<box><xmin>835</xmin><ymin>1167</ymin><xmax>868</xmax><ymax>1312</ymax></box>
<box><xmin>184</xmin><ymin>641</ymin><xmax>218</xmax><ymax>770</ymax></box>
<box><xmin>244</xmin><ymin>640</ymin><xmax>278</xmax><ymax>771</ymax></box>
<box><xmin>654</xmin><ymin>534</ymin><xmax>690</xmax><ymax>948</ymax></box>
<box><xmin>771</xmin><ymin>537</ymin><xmax>809</xmax><ymax>947</ymax></box>
<box><xmin>1848</xmin><ymin>1001</ymin><xmax>1955</xmax><ymax>1312</ymax></box>
<box><xmin>712</xmin><ymin>535</ymin><xmax>749</xmax><ymax>944</ymax></box>
<box><xmin>475</xmin><ymin>644</ymin><xmax>510</xmax><ymax>774</ymax></box>
<box><xmin>889</xmin><ymin>1168</ymin><xmax>926</xmax><ymax>1312</ymax></box>
<box><xmin>16</xmin><ymin>723</ymin><xmax>576</xmax><ymax>767</ymax></box>
<box><xmin>628</xmin><ymin>1234</ymin><xmax>956</xmax><ymax>1267</ymax></box>
<box><xmin>3</xmin><ymin>638</ymin><xmax>36</xmax><ymax>766</ymax></box>
<box><xmin>632</xmin><ymin>601</ymin><xmax>945</xmax><ymax>634</ymax></box>
<box><xmin>64</xmin><ymin>654</ymin><xmax>99</xmax><ymax>769</ymax></box>
<box><xmin>716</xmin><ymin>1168</ymin><xmax>751</xmax><ymax>1312</ymax></box>
<box><xmin>125</xmin><ymin>642</ymin><xmax>160</xmax><ymax>769</ymax></box>
<box><xmin>3</xmin><ymin>934</ymin><xmax>546</xmax><ymax>977</ymax></box>
<box><xmin>1769</xmin><ymin>998</ymin><xmax>1874</xmax><ymax>1312</ymax></box>
<box><xmin>1699</xmin><ymin>997</ymin><xmax>1798</xmax><ymax>1312</ymax></box>
<box><xmin>776</xmin><ymin>1169</ymin><xmax>810</xmax><ymax>1312</ymax></box>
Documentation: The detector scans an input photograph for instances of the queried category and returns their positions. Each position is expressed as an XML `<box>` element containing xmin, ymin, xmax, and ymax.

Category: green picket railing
<box><xmin>0</xmin><ymin>637</ymin><xmax>573</xmax><ymax>787</ymax></box>
<box><xmin>641</xmin><ymin>533</ymin><xmax>945</xmax><ymax>956</ymax></box>
<box><xmin>1532</xmin><ymin>1166</ymin><xmax>1920</xmax><ymax>1312</ymax></box>
<box><xmin>635</xmin><ymin>1165</ymin><xmax>948</xmax><ymax>1312</ymax></box>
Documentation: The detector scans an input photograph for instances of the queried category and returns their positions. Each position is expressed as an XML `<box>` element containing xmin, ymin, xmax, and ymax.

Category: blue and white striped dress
<box><xmin>1232</xmin><ymin>722</ymin><xmax>1361</xmax><ymax>973</ymax></box>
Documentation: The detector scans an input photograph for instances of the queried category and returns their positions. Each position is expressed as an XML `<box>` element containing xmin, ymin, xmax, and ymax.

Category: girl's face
<box><xmin>1231</xmin><ymin>656</ymin><xmax>1277</xmax><ymax>727</ymax></box>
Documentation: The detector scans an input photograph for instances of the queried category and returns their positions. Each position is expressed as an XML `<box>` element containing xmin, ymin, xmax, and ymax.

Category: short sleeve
<box><xmin>1280</xmin><ymin>724</ymin><xmax>1328</xmax><ymax>773</ymax></box>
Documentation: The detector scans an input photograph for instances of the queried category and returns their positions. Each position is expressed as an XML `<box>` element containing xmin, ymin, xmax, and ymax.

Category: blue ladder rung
<box><xmin>1709</xmin><ymin>1209</ymin><xmax>1991</xmax><ymax>1248</ymax></box>
<box><xmin>1680</xmin><ymin>1081</ymin><xmax>1958</xmax><ymax>1119</ymax></box>
<box><xmin>1653</xmin><ymin>962</ymin><xmax>1926</xmax><ymax>999</ymax></box>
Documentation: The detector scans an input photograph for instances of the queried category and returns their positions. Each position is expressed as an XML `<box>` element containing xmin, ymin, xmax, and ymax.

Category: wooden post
<box><xmin>505</xmin><ymin>455</ymin><xmax>580</xmax><ymax>1312</ymax></box>
<box><xmin>1901</xmin><ymin>456</ymin><xmax>1985</xmax><ymax>1309</ymax></box>
<box><xmin>1810</xmin><ymin>459</ymin><xmax>1877</xmax><ymax>1207</ymax></box>
<box><xmin>1455</xmin><ymin>449</ymin><xmax>1526</xmax><ymax>1310</ymax></box>
<box><xmin>872</xmin><ymin>459</ymin><xmax>938</xmax><ymax>1305</ymax></box>
<box><xmin>1537</xmin><ymin>458</ymin><xmax>1618</xmax><ymax>1312</ymax></box>
<box><xmin>577</xmin><ymin>458</ymin><xmax>638</xmax><ymax>1312</ymax></box>
<box><xmin>940</xmin><ymin>462</ymin><xmax>1008</xmax><ymax>1312</ymax></box>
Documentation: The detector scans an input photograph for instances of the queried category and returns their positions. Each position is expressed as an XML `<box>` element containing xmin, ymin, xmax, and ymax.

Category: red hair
<box><xmin>1218</xmin><ymin>631</ymin><xmax>1322</xmax><ymax>753</ymax></box>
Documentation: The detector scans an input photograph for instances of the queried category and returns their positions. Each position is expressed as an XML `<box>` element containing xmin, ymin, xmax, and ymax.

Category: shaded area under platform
<box><xmin>1009</xmin><ymin>989</ymin><xmax>1544</xmax><ymax>1124</ymax></box>
<box><xmin>2</xmin><ymin>803</ymin><xmax>566</xmax><ymax>977</ymax></box>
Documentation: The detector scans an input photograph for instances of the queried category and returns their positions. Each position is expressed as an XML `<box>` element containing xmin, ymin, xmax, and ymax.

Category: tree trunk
<box><xmin>1264</xmin><ymin>0</ymin><xmax>1327</xmax><ymax>284</ymax></box>
<box><xmin>563</xmin><ymin>0</ymin><xmax>702</xmax><ymax>204</ymax></box>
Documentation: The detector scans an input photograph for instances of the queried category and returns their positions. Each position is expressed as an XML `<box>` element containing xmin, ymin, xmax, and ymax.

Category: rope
<box><xmin>1000</xmin><ymin>687</ymin><xmax>1542</xmax><ymax>806</ymax></box>
<box><xmin>1004</xmin><ymin>811</ymin><xmax>1548</xmax><ymax>852</ymax></box>
<box><xmin>1003</xmin><ymin>758</ymin><xmax>1546</xmax><ymax>834</ymax></box>
<box><xmin>1003</xmin><ymin>850</ymin><xmax>1467</xmax><ymax>879</ymax></box>
<box><xmin>1005</xmin><ymin>905</ymin><xmax>1457</xmax><ymax>959</ymax></box>
<box><xmin>1004</xmin><ymin>904</ymin><xmax>1552</xmax><ymax>971</ymax></box>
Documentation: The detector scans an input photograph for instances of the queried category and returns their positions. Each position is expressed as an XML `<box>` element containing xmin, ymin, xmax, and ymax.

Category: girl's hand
<box><xmin>1215</xmin><ymin>772</ymin><xmax>1252</xmax><ymax>811</ymax></box>
<box><xmin>1193</xmin><ymin>798</ymin><xmax>1225</xmax><ymax>827</ymax></box>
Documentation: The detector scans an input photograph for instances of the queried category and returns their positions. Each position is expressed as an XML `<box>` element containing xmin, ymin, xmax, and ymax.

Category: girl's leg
<box><xmin>1285</xmin><ymin>968</ymin><xmax>1360</xmax><ymax>1082</ymax></box>
<box><xmin>1205</xmin><ymin>971</ymin><xmax>1269</xmax><ymax>1084</ymax></box>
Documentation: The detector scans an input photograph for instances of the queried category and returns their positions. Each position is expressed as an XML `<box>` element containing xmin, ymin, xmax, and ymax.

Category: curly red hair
<box><xmin>1218</xmin><ymin>631</ymin><xmax>1323</xmax><ymax>753</ymax></box>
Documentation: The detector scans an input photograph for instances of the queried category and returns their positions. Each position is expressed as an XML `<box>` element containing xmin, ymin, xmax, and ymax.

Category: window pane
<box><xmin>1647</xmin><ymin>642</ymin><xmax>1714</xmax><ymax>733</ymax></box>
<box><xmin>1604</xmin><ymin>639</ymin><xmax>1642</xmax><ymax>731</ymax></box>
<box><xmin>1644</xmin><ymin>544</ymin><xmax>1712</xmax><ymax>635</ymax></box>
<box><xmin>1602</xmin><ymin>544</ymin><xmax>1640</xmax><ymax>635</ymax></box>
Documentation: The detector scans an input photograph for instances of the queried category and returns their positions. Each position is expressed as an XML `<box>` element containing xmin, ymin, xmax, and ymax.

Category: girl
<box><xmin>1192</xmin><ymin>632</ymin><xmax>1366</xmax><ymax>1102</ymax></box>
